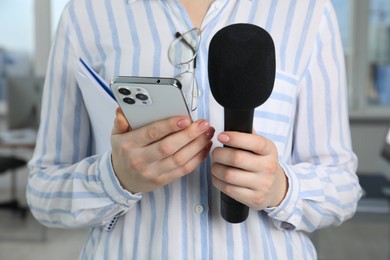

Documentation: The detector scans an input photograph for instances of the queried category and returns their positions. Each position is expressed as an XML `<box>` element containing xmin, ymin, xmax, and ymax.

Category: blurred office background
<box><xmin>0</xmin><ymin>0</ymin><xmax>389</xmax><ymax>259</ymax></box>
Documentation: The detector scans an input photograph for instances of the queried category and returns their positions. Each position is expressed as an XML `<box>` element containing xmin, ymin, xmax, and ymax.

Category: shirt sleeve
<box><xmin>26</xmin><ymin>5</ymin><xmax>141</xmax><ymax>229</ymax></box>
<box><xmin>265</xmin><ymin>2</ymin><xmax>362</xmax><ymax>232</ymax></box>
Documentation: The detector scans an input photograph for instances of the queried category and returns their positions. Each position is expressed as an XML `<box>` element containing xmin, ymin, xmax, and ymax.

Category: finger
<box><xmin>155</xmin><ymin>141</ymin><xmax>213</xmax><ymax>185</ymax></box>
<box><xmin>212</xmin><ymin>146</ymin><xmax>267</xmax><ymax>173</ymax></box>
<box><xmin>141</xmin><ymin>120</ymin><xmax>212</xmax><ymax>163</ymax></box>
<box><xmin>212</xmin><ymin>175</ymin><xmax>268</xmax><ymax>209</ymax></box>
<box><xmin>112</xmin><ymin>107</ymin><xmax>131</xmax><ymax>135</ymax></box>
<box><xmin>211</xmin><ymin>163</ymin><xmax>258</xmax><ymax>190</ymax></box>
<box><xmin>129</xmin><ymin>116</ymin><xmax>192</xmax><ymax>146</ymax></box>
<box><xmin>217</xmin><ymin>131</ymin><xmax>275</xmax><ymax>156</ymax></box>
<box><xmin>157</xmin><ymin>128</ymin><xmax>215</xmax><ymax>173</ymax></box>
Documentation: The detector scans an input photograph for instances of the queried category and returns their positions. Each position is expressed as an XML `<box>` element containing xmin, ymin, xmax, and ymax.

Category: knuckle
<box><xmin>140</xmin><ymin>169</ymin><xmax>153</xmax><ymax>180</ymax></box>
<box><xmin>146</xmin><ymin>126</ymin><xmax>161</xmax><ymax>141</ymax></box>
<box><xmin>118</xmin><ymin>142</ymin><xmax>131</xmax><ymax>155</ymax></box>
<box><xmin>224</xmin><ymin>168</ymin><xmax>236</xmax><ymax>184</ymax></box>
<box><xmin>172</xmin><ymin>153</ymin><xmax>186</xmax><ymax>167</ymax></box>
<box><xmin>141</xmin><ymin>170</ymin><xmax>164</xmax><ymax>186</ymax></box>
<box><xmin>158</xmin><ymin>141</ymin><xmax>173</xmax><ymax>156</ymax></box>
<box><xmin>221</xmin><ymin>184</ymin><xmax>232</xmax><ymax>195</ymax></box>
<box><xmin>252</xmin><ymin>193</ymin><xmax>265</xmax><ymax>207</ymax></box>
<box><xmin>180</xmin><ymin>163</ymin><xmax>193</xmax><ymax>175</ymax></box>
<box><xmin>151</xmin><ymin>175</ymin><xmax>165</xmax><ymax>186</ymax></box>
<box><xmin>186</xmin><ymin>128</ymin><xmax>199</xmax><ymax>140</ymax></box>
<box><xmin>256</xmin><ymin>138</ymin><xmax>267</xmax><ymax>153</ymax></box>
<box><xmin>266</xmin><ymin>161</ymin><xmax>279</xmax><ymax>174</ymax></box>
<box><xmin>174</xmin><ymin>164</ymin><xmax>193</xmax><ymax>179</ymax></box>
<box><xmin>185</xmin><ymin>132</ymin><xmax>196</xmax><ymax>141</ymax></box>
<box><xmin>231</xmin><ymin>152</ymin><xmax>244</xmax><ymax>166</ymax></box>
<box><xmin>128</xmin><ymin>156</ymin><xmax>144</xmax><ymax>170</ymax></box>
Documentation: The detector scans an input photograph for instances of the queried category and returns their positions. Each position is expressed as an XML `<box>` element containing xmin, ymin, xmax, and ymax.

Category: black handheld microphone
<box><xmin>208</xmin><ymin>23</ymin><xmax>276</xmax><ymax>223</ymax></box>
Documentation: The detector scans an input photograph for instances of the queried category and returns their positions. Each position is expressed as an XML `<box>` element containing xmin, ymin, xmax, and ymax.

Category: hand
<box><xmin>211</xmin><ymin>131</ymin><xmax>288</xmax><ymax>210</ymax></box>
<box><xmin>111</xmin><ymin>108</ymin><xmax>214</xmax><ymax>194</ymax></box>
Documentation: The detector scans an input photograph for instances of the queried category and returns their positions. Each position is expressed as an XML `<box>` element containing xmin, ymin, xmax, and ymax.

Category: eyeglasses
<box><xmin>168</xmin><ymin>28</ymin><xmax>200</xmax><ymax>112</ymax></box>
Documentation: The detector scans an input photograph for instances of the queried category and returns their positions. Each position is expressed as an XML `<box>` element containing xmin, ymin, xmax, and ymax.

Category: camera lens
<box><xmin>135</xmin><ymin>93</ymin><xmax>148</xmax><ymax>101</ymax></box>
<box><xmin>123</xmin><ymin>97</ymin><xmax>135</xmax><ymax>104</ymax></box>
<box><xmin>119</xmin><ymin>88</ymin><xmax>131</xmax><ymax>95</ymax></box>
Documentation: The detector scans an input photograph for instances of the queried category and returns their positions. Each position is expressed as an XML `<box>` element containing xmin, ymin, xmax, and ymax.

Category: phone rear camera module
<box><xmin>119</xmin><ymin>88</ymin><xmax>131</xmax><ymax>96</ymax></box>
<box><xmin>135</xmin><ymin>93</ymin><xmax>148</xmax><ymax>101</ymax></box>
<box><xmin>123</xmin><ymin>97</ymin><xmax>135</xmax><ymax>105</ymax></box>
<box><xmin>120</xmin><ymin>86</ymin><xmax>152</xmax><ymax>106</ymax></box>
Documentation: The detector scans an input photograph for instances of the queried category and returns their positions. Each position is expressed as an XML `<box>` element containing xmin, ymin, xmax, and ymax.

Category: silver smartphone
<box><xmin>110</xmin><ymin>76</ymin><xmax>192</xmax><ymax>129</ymax></box>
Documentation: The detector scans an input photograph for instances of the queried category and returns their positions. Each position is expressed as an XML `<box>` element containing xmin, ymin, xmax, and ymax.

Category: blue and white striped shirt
<box><xmin>27</xmin><ymin>0</ymin><xmax>362</xmax><ymax>259</ymax></box>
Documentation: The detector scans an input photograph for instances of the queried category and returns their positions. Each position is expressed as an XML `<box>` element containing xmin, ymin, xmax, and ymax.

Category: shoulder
<box><xmin>264</xmin><ymin>0</ymin><xmax>335</xmax><ymax>75</ymax></box>
<box><xmin>265</xmin><ymin>0</ymin><xmax>331</xmax><ymax>34</ymax></box>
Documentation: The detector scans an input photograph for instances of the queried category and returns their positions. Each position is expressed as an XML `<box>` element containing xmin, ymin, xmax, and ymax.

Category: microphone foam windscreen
<box><xmin>208</xmin><ymin>23</ymin><xmax>276</xmax><ymax>109</ymax></box>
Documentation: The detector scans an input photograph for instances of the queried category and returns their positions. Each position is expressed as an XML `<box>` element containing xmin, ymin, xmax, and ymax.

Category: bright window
<box><xmin>368</xmin><ymin>0</ymin><xmax>390</xmax><ymax>106</ymax></box>
<box><xmin>0</xmin><ymin>0</ymin><xmax>34</xmax><ymax>54</ymax></box>
<box><xmin>332</xmin><ymin>0</ymin><xmax>390</xmax><ymax>116</ymax></box>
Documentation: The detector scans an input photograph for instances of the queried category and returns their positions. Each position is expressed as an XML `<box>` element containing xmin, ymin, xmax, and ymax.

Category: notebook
<box><xmin>75</xmin><ymin>58</ymin><xmax>118</xmax><ymax>154</ymax></box>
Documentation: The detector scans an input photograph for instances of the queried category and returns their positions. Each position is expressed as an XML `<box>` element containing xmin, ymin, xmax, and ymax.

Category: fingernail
<box><xmin>198</xmin><ymin>120</ymin><xmax>210</xmax><ymax>131</ymax></box>
<box><xmin>204</xmin><ymin>128</ymin><xmax>215</xmax><ymax>138</ymax></box>
<box><xmin>177</xmin><ymin>119</ymin><xmax>191</xmax><ymax>128</ymax></box>
<box><xmin>218</xmin><ymin>133</ymin><xmax>230</xmax><ymax>143</ymax></box>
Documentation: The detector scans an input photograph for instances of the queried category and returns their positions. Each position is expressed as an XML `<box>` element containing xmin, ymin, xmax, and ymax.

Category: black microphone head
<box><xmin>208</xmin><ymin>23</ymin><xmax>276</xmax><ymax>110</ymax></box>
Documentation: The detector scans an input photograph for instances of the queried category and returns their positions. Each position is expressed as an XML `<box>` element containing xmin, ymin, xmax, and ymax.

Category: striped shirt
<box><xmin>27</xmin><ymin>0</ymin><xmax>362</xmax><ymax>259</ymax></box>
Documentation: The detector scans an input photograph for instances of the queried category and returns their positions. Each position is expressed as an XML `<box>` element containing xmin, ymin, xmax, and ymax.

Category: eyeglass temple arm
<box><xmin>175</xmin><ymin>32</ymin><xmax>197</xmax><ymax>69</ymax></box>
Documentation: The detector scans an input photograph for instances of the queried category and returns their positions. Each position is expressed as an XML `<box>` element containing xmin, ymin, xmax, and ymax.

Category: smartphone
<box><xmin>110</xmin><ymin>76</ymin><xmax>192</xmax><ymax>129</ymax></box>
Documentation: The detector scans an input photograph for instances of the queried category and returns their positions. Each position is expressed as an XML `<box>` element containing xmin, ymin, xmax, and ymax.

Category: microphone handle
<box><xmin>221</xmin><ymin>108</ymin><xmax>254</xmax><ymax>223</ymax></box>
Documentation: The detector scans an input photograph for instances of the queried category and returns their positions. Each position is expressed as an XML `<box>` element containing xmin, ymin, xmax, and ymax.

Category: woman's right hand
<box><xmin>111</xmin><ymin>108</ymin><xmax>214</xmax><ymax>194</ymax></box>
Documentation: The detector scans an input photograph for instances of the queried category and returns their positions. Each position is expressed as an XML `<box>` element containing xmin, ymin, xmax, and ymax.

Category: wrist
<box><xmin>268</xmin><ymin>164</ymin><xmax>288</xmax><ymax>208</ymax></box>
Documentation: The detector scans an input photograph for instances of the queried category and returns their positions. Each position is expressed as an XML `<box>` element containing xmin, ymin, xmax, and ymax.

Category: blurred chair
<box><xmin>0</xmin><ymin>156</ymin><xmax>28</xmax><ymax>218</ymax></box>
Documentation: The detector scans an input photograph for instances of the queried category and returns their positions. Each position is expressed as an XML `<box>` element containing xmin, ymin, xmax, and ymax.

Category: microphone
<box><xmin>208</xmin><ymin>23</ymin><xmax>276</xmax><ymax>223</ymax></box>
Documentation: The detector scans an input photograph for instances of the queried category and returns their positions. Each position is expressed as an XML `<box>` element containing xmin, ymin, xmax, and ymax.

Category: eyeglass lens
<box><xmin>168</xmin><ymin>28</ymin><xmax>200</xmax><ymax>112</ymax></box>
<box><xmin>176</xmin><ymin>71</ymin><xmax>198</xmax><ymax>111</ymax></box>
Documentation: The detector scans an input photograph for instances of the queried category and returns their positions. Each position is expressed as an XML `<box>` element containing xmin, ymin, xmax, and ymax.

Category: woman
<box><xmin>27</xmin><ymin>0</ymin><xmax>362</xmax><ymax>259</ymax></box>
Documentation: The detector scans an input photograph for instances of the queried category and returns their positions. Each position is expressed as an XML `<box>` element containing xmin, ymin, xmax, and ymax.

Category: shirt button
<box><xmin>276</xmin><ymin>211</ymin><xmax>286</xmax><ymax>218</ymax></box>
<box><xmin>214</xmin><ymin>2</ymin><xmax>223</xmax><ymax>10</ymax></box>
<box><xmin>194</xmin><ymin>204</ymin><xmax>204</xmax><ymax>214</ymax></box>
<box><xmin>281</xmin><ymin>222</ymin><xmax>295</xmax><ymax>230</ymax></box>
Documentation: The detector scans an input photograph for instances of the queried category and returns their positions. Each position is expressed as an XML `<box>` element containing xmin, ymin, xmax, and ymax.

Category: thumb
<box><xmin>112</xmin><ymin>107</ymin><xmax>131</xmax><ymax>135</ymax></box>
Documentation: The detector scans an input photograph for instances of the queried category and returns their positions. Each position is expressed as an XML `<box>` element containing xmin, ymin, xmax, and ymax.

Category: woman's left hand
<box><xmin>211</xmin><ymin>131</ymin><xmax>288</xmax><ymax>210</ymax></box>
